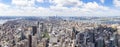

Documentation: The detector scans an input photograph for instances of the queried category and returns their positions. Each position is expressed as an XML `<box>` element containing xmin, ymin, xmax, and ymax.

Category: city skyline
<box><xmin>0</xmin><ymin>16</ymin><xmax>120</xmax><ymax>47</ymax></box>
<box><xmin>0</xmin><ymin>0</ymin><xmax>120</xmax><ymax>16</ymax></box>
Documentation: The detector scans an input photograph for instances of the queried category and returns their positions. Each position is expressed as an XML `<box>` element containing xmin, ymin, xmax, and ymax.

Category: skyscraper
<box><xmin>20</xmin><ymin>32</ymin><xmax>26</xmax><ymax>41</ymax></box>
<box><xmin>31</xmin><ymin>26</ymin><xmax>37</xmax><ymax>36</ymax></box>
<box><xmin>32</xmin><ymin>36</ymin><xmax>37</xmax><ymax>47</ymax></box>
<box><xmin>72</xmin><ymin>27</ymin><xmax>77</xmax><ymax>40</ymax></box>
<box><xmin>28</xmin><ymin>35</ymin><xmax>32</xmax><ymax>47</ymax></box>
<box><xmin>37</xmin><ymin>22</ymin><xmax>44</xmax><ymax>41</ymax></box>
<box><xmin>95</xmin><ymin>37</ymin><xmax>105</xmax><ymax>47</ymax></box>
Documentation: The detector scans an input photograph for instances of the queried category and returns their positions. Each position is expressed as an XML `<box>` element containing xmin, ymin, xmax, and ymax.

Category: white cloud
<box><xmin>100</xmin><ymin>0</ymin><xmax>104</xmax><ymax>3</ymax></box>
<box><xmin>0</xmin><ymin>3</ymin><xmax>10</xmax><ymax>8</ymax></box>
<box><xmin>0</xmin><ymin>6</ymin><xmax>120</xmax><ymax>16</ymax></box>
<box><xmin>83</xmin><ymin>2</ymin><xmax>109</xmax><ymax>10</ymax></box>
<box><xmin>12</xmin><ymin>0</ymin><xmax>35</xmax><ymax>6</ymax></box>
<box><xmin>36</xmin><ymin>0</ymin><xmax>44</xmax><ymax>3</ymax></box>
<box><xmin>0</xmin><ymin>0</ymin><xmax>120</xmax><ymax>16</ymax></box>
<box><xmin>113</xmin><ymin>0</ymin><xmax>120</xmax><ymax>7</ymax></box>
<box><xmin>0</xmin><ymin>3</ymin><xmax>10</xmax><ymax>12</ymax></box>
<box><xmin>49</xmin><ymin>0</ymin><xmax>83</xmax><ymax>7</ymax></box>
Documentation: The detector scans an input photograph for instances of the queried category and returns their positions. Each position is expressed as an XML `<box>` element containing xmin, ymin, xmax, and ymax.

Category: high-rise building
<box><xmin>37</xmin><ymin>22</ymin><xmax>44</xmax><ymax>32</ymax></box>
<box><xmin>28</xmin><ymin>35</ymin><xmax>32</xmax><ymax>47</ymax></box>
<box><xmin>37</xmin><ymin>22</ymin><xmax>44</xmax><ymax>41</ymax></box>
<box><xmin>75</xmin><ymin>33</ymin><xmax>84</xmax><ymax>47</ymax></box>
<box><xmin>32</xmin><ymin>36</ymin><xmax>37</xmax><ymax>47</ymax></box>
<box><xmin>23</xmin><ymin>39</ymin><xmax>29</xmax><ymax>47</ymax></box>
<box><xmin>20</xmin><ymin>32</ymin><xmax>26</xmax><ymax>41</ymax></box>
<box><xmin>95</xmin><ymin>37</ymin><xmax>105</xmax><ymax>47</ymax></box>
<box><xmin>72</xmin><ymin>27</ymin><xmax>77</xmax><ymax>40</ymax></box>
<box><xmin>108</xmin><ymin>35</ymin><xmax>118</xmax><ymax>47</ymax></box>
<box><xmin>32</xmin><ymin>26</ymin><xmax>37</xmax><ymax>36</ymax></box>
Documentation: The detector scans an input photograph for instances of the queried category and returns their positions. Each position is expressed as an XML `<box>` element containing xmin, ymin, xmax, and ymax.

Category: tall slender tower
<box><xmin>37</xmin><ymin>21</ymin><xmax>44</xmax><ymax>40</ymax></box>
<box><xmin>72</xmin><ymin>27</ymin><xmax>76</xmax><ymax>40</ymax></box>
<box><xmin>28</xmin><ymin>35</ymin><xmax>32</xmax><ymax>47</ymax></box>
<box><xmin>32</xmin><ymin>26</ymin><xmax>37</xmax><ymax>36</ymax></box>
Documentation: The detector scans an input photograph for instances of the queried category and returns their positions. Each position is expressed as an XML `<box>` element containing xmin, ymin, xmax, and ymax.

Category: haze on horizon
<box><xmin>0</xmin><ymin>0</ymin><xmax>120</xmax><ymax>16</ymax></box>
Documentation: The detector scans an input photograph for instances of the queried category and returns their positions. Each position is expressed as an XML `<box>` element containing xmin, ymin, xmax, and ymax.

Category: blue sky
<box><xmin>0</xmin><ymin>0</ymin><xmax>120</xmax><ymax>16</ymax></box>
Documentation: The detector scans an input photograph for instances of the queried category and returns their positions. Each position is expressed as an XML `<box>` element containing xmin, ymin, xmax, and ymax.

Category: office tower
<box><xmin>84</xmin><ymin>32</ymin><xmax>87</xmax><ymax>45</ymax></box>
<box><xmin>23</xmin><ymin>39</ymin><xmax>29</xmax><ymax>47</ymax></box>
<box><xmin>88</xmin><ymin>31</ymin><xmax>95</xmax><ymax>43</ymax></box>
<box><xmin>72</xmin><ymin>27</ymin><xmax>76</xmax><ymax>40</ymax></box>
<box><xmin>108</xmin><ymin>35</ymin><xmax>118</xmax><ymax>47</ymax></box>
<box><xmin>37</xmin><ymin>22</ymin><xmax>45</xmax><ymax>41</ymax></box>
<box><xmin>37</xmin><ymin>22</ymin><xmax>42</xmax><ymax>41</ymax></box>
<box><xmin>92</xmin><ymin>30</ymin><xmax>95</xmax><ymax>43</ymax></box>
<box><xmin>40</xmin><ymin>22</ymin><xmax>44</xmax><ymax>32</ymax></box>
<box><xmin>118</xmin><ymin>39</ymin><xmax>120</xmax><ymax>47</ymax></box>
<box><xmin>32</xmin><ymin>36</ymin><xmax>37</xmax><ymax>47</ymax></box>
<box><xmin>95</xmin><ymin>37</ymin><xmax>105</xmax><ymax>47</ymax></box>
<box><xmin>28</xmin><ymin>35</ymin><xmax>32</xmax><ymax>47</ymax></box>
<box><xmin>20</xmin><ymin>32</ymin><xmax>26</xmax><ymax>41</ymax></box>
<box><xmin>108</xmin><ymin>40</ymin><xmax>115</xmax><ymax>47</ymax></box>
<box><xmin>37</xmin><ymin>21</ymin><xmax>40</xmax><ymax>28</ymax></box>
<box><xmin>75</xmin><ymin>33</ymin><xmax>84</xmax><ymax>47</ymax></box>
<box><xmin>115</xmin><ymin>34</ymin><xmax>119</xmax><ymax>47</ymax></box>
<box><xmin>46</xmin><ymin>39</ymin><xmax>49</xmax><ymax>47</ymax></box>
<box><xmin>32</xmin><ymin>26</ymin><xmax>37</xmax><ymax>36</ymax></box>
